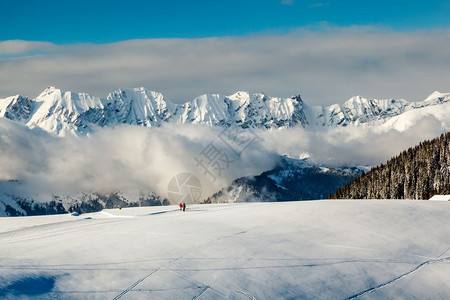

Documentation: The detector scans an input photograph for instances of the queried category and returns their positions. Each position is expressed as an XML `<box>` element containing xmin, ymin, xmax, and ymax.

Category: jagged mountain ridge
<box><xmin>1</xmin><ymin>192</ymin><xmax>168</xmax><ymax>217</ymax></box>
<box><xmin>0</xmin><ymin>181</ymin><xmax>168</xmax><ymax>217</ymax></box>
<box><xmin>0</xmin><ymin>87</ymin><xmax>307</xmax><ymax>134</ymax></box>
<box><xmin>205</xmin><ymin>157</ymin><xmax>362</xmax><ymax>203</ymax></box>
<box><xmin>1</xmin><ymin>86</ymin><xmax>449</xmax><ymax>134</ymax></box>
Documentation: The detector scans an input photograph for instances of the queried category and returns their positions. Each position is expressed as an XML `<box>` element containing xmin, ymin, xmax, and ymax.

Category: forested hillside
<box><xmin>333</xmin><ymin>132</ymin><xmax>450</xmax><ymax>199</ymax></box>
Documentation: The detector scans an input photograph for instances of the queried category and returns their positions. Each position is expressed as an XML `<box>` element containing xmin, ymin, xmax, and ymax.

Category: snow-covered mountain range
<box><xmin>1</xmin><ymin>86</ymin><xmax>450</xmax><ymax>216</ymax></box>
<box><xmin>2</xmin><ymin>86</ymin><xmax>450</xmax><ymax>135</ymax></box>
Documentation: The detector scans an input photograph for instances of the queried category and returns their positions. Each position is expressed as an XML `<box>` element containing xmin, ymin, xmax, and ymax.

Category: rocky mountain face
<box><xmin>0</xmin><ymin>87</ymin><xmax>307</xmax><ymax>135</ymax></box>
<box><xmin>0</xmin><ymin>186</ymin><xmax>167</xmax><ymax>217</ymax></box>
<box><xmin>2</xmin><ymin>87</ymin><xmax>449</xmax><ymax>135</ymax></box>
<box><xmin>205</xmin><ymin>157</ymin><xmax>363</xmax><ymax>203</ymax></box>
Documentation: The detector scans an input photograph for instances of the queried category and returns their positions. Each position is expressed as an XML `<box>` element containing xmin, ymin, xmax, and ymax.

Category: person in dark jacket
<box><xmin>182</xmin><ymin>203</ymin><xmax>186</xmax><ymax>211</ymax></box>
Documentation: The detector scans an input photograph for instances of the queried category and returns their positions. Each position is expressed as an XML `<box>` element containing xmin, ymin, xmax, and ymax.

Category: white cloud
<box><xmin>0</xmin><ymin>120</ymin><xmax>277</xmax><ymax>202</ymax></box>
<box><xmin>0</xmin><ymin>109</ymin><xmax>447</xmax><ymax>202</ymax></box>
<box><xmin>0</xmin><ymin>40</ymin><xmax>57</xmax><ymax>56</ymax></box>
<box><xmin>281</xmin><ymin>0</ymin><xmax>294</xmax><ymax>5</ymax></box>
<box><xmin>1</xmin><ymin>28</ymin><xmax>450</xmax><ymax>106</ymax></box>
<box><xmin>308</xmin><ymin>2</ymin><xmax>327</xmax><ymax>8</ymax></box>
<box><xmin>258</xmin><ymin>114</ymin><xmax>446</xmax><ymax>167</ymax></box>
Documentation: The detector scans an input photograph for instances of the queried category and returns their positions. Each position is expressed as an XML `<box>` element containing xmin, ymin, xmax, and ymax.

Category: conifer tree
<box><xmin>333</xmin><ymin>132</ymin><xmax>450</xmax><ymax>200</ymax></box>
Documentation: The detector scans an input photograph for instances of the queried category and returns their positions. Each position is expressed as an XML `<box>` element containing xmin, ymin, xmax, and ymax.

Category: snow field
<box><xmin>0</xmin><ymin>200</ymin><xmax>449</xmax><ymax>299</ymax></box>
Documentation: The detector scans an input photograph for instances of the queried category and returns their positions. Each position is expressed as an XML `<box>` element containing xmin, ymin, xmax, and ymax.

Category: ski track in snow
<box><xmin>1</xmin><ymin>201</ymin><xmax>449</xmax><ymax>299</ymax></box>
<box><xmin>236</xmin><ymin>289</ymin><xmax>257</xmax><ymax>300</ymax></box>
<box><xmin>190</xmin><ymin>258</ymin><xmax>254</xmax><ymax>299</ymax></box>
<box><xmin>0</xmin><ymin>258</ymin><xmax>421</xmax><ymax>274</ymax></box>
<box><xmin>112</xmin><ymin>256</ymin><xmax>184</xmax><ymax>299</ymax></box>
<box><xmin>112</xmin><ymin>267</ymin><xmax>161</xmax><ymax>300</ymax></box>
<box><xmin>112</xmin><ymin>253</ymin><xmax>228</xmax><ymax>299</ymax></box>
<box><xmin>345</xmin><ymin>254</ymin><xmax>450</xmax><ymax>299</ymax></box>
<box><xmin>191</xmin><ymin>285</ymin><xmax>211</xmax><ymax>300</ymax></box>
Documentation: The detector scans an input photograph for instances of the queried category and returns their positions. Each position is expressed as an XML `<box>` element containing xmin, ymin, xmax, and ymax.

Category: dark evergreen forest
<box><xmin>332</xmin><ymin>132</ymin><xmax>450</xmax><ymax>199</ymax></box>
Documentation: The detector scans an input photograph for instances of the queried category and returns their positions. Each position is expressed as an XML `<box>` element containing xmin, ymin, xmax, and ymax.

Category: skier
<box><xmin>182</xmin><ymin>203</ymin><xmax>186</xmax><ymax>211</ymax></box>
<box><xmin>179</xmin><ymin>203</ymin><xmax>182</xmax><ymax>211</ymax></box>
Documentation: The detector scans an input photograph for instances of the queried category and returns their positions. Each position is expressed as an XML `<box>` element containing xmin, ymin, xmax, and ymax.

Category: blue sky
<box><xmin>2</xmin><ymin>0</ymin><xmax>450</xmax><ymax>43</ymax></box>
<box><xmin>1</xmin><ymin>0</ymin><xmax>450</xmax><ymax>104</ymax></box>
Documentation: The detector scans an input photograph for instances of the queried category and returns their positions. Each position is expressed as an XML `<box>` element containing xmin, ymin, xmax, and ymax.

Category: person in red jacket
<box><xmin>179</xmin><ymin>203</ymin><xmax>182</xmax><ymax>211</ymax></box>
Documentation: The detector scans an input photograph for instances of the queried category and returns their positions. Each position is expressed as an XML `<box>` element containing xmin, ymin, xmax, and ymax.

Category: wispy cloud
<box><xmin>281</xmin><ymin>0</ymin><xmax>294</xmax><ymax>6</ymax></box>
<box><xmin>1</xmin><ymin>27</ymin><xmax>450</xmax><ymax>105</ymax></box>
<box><xmin>308</xmin><ymin>2</ymin><xmax>328</xmax><ymax>8</ymax></box>
<box><xmin>259</xmin><ymin>113</ymin><xmax>448</xmax><ymax>167</ymax></box>
<box><xmin>0</xmin><ymin>120</ymin><xmax>277</xmax><ymax>201</ymax></box>
<box><xmin>0</xmin><ymin>40</ymin><xmax>56</xmax><ymax>57</ymax></box>
<box><xmin>1</xmin><ymin>106</ymin><xmax>448</xmax><ymax>202</ymax></box>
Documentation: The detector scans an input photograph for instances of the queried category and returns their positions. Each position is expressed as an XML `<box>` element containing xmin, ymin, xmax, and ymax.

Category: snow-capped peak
<box><xmin>228</xmin><ymin>91</ymin><xmax>251</xmax><ymax>100</ymax></box>
<box><xmin>37</xmin><ymin>86</ymin><xmax>58</xmax><ymax>98</ymax></box>
<box><xmin>347</xmin><ymin>95</ymin><xmax>365</xmax><ymax>102</ymax></box>
<box><xmin>1</xmin><ymin>86</ymin><xmax>450</xmax><ymax>135</ymax></box>
<box><xmin>0</xmin><ymin>95</ymin><xmax>32</xmax><ymax>121</ymax></box>
<box><xmin>425</xmin><ymin>91</ymin><xmax>447</xmax><ymax>102</ymax></box>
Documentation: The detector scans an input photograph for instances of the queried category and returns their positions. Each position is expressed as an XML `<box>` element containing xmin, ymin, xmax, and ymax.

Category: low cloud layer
<box><xmin>1</xmin><ymin>27</ymin><xmax>450</xmax><ymax>105</ymax></box>
<box><xmin>0</xmin><ymin>120</ymin><xmax>278</xmax><ymax>201</ymax></box>
<box><xmin>1</xmin><ymin>108</ymin><xmax>448</xmax><ymax>203</ymax></box>
<box><xmin>260</xmin><ymin>114</ymin><xmax>447</xmax><ymax>167</ymax></box>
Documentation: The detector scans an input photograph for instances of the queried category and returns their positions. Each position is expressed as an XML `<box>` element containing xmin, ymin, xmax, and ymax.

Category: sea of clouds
<box><xmin>0</xmin><ymin>108</ymin><xmax>448</xmax><ymax>202</ymax></box>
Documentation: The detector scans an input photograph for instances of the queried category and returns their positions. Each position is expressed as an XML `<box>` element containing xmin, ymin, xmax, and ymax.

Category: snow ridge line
<box><xmin>345</xmin><ymin>255</ymin><xmax>450</xmax><ymax>299</ymax></box>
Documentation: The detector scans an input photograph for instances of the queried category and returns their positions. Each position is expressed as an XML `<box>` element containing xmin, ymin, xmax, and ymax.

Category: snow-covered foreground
<box><xmin>0</xmin><ymin>200</ymin><xmax>449</xmax><ymax>299</ymax></box>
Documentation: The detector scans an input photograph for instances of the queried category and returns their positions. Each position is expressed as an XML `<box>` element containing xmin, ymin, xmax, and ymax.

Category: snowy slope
<box><xmin>0</xmin><ymin>87</ymin><xmax>307</xmax><ymax>135</ymax></box>
<box><xmin>379</xmin><ymin>100</ymin><xmax>450</xmax><ymax>132</ymax></box>
<box><xmin>305</xmin><ymin>91</ymin><xmax>450</xmax><ymax>128</ymax></box>
<box><xmin>206</xmin><ymin>157</ymin><xmax>361</xmax><ymax>203</ymax></box>
<box><xmin>25</xmin><ymin>87</ymin><xmax>175</xmax><ymax>135</ymax></box>
<box><xmin>172</xmin><ymin>92</ymin><xmax>307</xmax><ymax>129</ymax></box>
<box><xmin>0</xmin><ymin>201</ymin><xmax>448</xmax><ymax>299</ymax></box>
<box><xmin>1</xmin><ymin>87</ymin><xmax>449</xmax><ymax>134</ymax></box>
